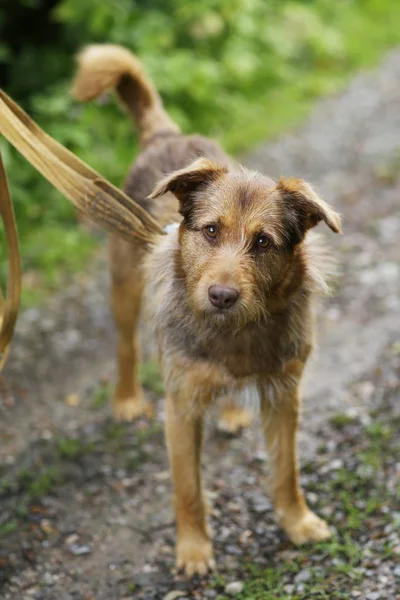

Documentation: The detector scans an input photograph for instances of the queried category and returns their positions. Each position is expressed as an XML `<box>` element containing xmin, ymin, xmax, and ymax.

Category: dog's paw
<box><xmin>176</xmin><ymin>535</ymin><xmax>215</xmax><ymax>577</ymax></box>
<box><xmin>112</xmin><ymin>394</ymin><xmax>153</xmax><ymax>422</ymax></box>
<box><xmin>283</xmin><ymin>510</ymin><xmax>331</xmax><ymax>545</ymax></box>
<box><xmin>217</xmin><ymin>406</ymin><xmax>253</xmax><ymax>435</ymax></box>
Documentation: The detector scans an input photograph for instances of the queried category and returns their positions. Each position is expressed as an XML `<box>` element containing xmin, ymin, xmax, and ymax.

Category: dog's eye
<box><xmin>256</xmin><ymin>234</ymin><xmax>270</xmax><ymax>249</ymax></box>
<box><xmin>204</xmin><ymin>225</ymin><xmax>218</xmax><ymax>239</ymax></box>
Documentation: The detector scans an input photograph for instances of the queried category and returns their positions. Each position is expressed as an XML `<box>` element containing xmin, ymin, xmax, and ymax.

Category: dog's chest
<box><xmin>204</xmin><ymin>327</ymin><xmax>287</xmax><ymax>379</ymax></box>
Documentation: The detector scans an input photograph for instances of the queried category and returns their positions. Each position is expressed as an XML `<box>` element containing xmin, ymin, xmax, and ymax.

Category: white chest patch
<box><xmin>213</xmin><ymin>380</ymin><xmax>261</xmax><ymax>416</ymax></box>
<box><xmin>235</xmin><ymin>381</ymin><xmax>261</xmax><ymax>412</ymax></box>
<box><xmin>163</xmin><ymin>222</ymin><xmax>180</xmax><ymax>235</ymax></box>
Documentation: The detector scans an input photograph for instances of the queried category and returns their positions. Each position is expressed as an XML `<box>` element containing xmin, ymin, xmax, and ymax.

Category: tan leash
<box><xmin>0</xmin><ymin>89</ymin><xmax>165</xmax><ymax>371</ymax></box>
<box><xmin>0</xmin><ymin>149</ymin><xmax>21</xmax><ymax>371</ymax></box>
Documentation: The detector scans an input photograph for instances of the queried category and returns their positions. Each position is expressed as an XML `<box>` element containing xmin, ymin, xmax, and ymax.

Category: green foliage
<box><xmin>16</xmin><ymin>465</ymin><xmax>61</xmax><ymax>498</ymax></box>
<box><xmin>140</xmin><ymin>360</ymin><xmax>164</xmax><ymax>394</ymax></box>
<box><xmin>91</xmin><ymin>382</ymin><xmax>112</xmax><ymax>409</ymax></box>
<box><xmin>57</xmin><ymin>437</ymin><xmax>94</xmax><ymax>459</ymax></box>
<box><xmin>1</xmin><ymin>0</ymin><xmax>400</xmax><ymax>305</ymax></box>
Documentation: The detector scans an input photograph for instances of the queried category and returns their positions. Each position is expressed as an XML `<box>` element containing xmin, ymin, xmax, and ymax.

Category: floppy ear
<box><xmin>149</xmin><ymin>158</ymin><xmax>228</xmax><ymax>219</ymax></box>
<box><xmin>277</xmin><ymin>177</ymin><xmax>341</xmax><ymax>245</ymax></box>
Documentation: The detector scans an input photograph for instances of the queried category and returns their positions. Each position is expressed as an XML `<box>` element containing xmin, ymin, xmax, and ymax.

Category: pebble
<box><xmin>284</xmin><ymin>584</ymin><xmax>295</xmax><ymax>594</ymax></box>
<box><xmin>306</xmin><ymin>492</ymin><xmax>318</xmax><ymax>504</ymax></box>
<box><xmin>295</xmin><ymin>569</ymin><xmax>312</xmax><ymax>583</ymax></box>
<box><xmin>163</xmin><ymin>592</ymin><xmax>186</xmax><ymax>600</ymax></box>
<box><xmin>43</xmin><ymin>572</ymin><xmax>54</xmax><ymax>586</ymax></box>
<box><xmin>225</xmin><ymin>544</ymin><xmax>243</xmax><ymax>556</ymax></box>
<box><xmin>65</xmin><ymin>533</ymin><xmax>80</xmax><ymax>546</ymax></box>
<box><xmin>393</xmin><ymin>565</ymin><xmax>400</xmax><ymax>577</ymax></box>
<box><xmin>225</xmin><ymin>581</ymin><xmax>244</xmax><ymax>595</ymax></box>
<box><xmin>251</xmin><ymin>495</ymin><xmax>272</xmax><ymax>514</ymax></box>
<box><xmin>67</xmin><ymin>544</ymin><xmax>91</xmax><ymax>556</ymax></box>
<box><xmin>329</xmin><ymin>458</ymin><xmax>344</xmax><ymax>470</ymax></box>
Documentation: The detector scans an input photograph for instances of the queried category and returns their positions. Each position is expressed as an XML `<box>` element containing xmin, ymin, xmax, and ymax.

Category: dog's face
<box><xmin>150</xmin><ymin>158</ymin><xmax>341</xmax><ymax>327</ymax></box>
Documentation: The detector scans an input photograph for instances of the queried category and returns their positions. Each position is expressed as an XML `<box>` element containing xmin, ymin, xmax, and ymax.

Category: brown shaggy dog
<box><xmin>72</xmin><ymin>45</ymin><xmax>341</xmax><ymax>576</ymax></box>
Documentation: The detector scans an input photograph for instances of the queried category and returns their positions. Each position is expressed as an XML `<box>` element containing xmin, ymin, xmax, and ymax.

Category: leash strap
<box><xmin>0</xmin><ymin>88</ymin><xmax>166</xmax><ymax>370</ymax></box>
<box><xmin>0</xmin><ymin>90</ymin><xmax>164</xmax><ymax>245</ymax></box>
<box><xmin>0</xmin><ymin>149</ymin><xmax>21</xmax><ymax>371</ymax></box>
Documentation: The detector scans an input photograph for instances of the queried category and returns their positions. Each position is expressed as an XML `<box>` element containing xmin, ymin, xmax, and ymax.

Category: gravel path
<box><xmin>1</xmin><ymin>49</ymin><xmax>400</xmax><ymax>599</ymax></box>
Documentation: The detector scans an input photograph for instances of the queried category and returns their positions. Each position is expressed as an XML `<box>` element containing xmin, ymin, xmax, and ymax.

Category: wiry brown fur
<box><xmin>72</xmin><ymin>44</ymin><xmax>341</xmax><ymax>576</ymax></box>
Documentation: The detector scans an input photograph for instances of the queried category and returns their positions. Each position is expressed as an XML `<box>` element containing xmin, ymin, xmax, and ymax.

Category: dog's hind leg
<box><xmin>165</xmin><ymin>394</ymin><xmax>214</xmax><ymax>577</ymax></box>
<box><xmin>261</xmin><ymin>383</ymin><xmax>331</xmax><ymax>545</ymax></box>
<box><xmin>110</xmin><ymin>237</ymin><xmax>152</xmax><ymax>422</ymax></box>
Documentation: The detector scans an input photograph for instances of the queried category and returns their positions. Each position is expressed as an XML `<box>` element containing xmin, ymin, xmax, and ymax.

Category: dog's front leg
<box><xmin>261</xmin><ymin>384</ymin><xmax>331</xmax><ymax>545</ymax></box>
<box><xmin>165</xmin><ymin>395</ymin><xmax>214</xmax><ymax>577</ymax></box>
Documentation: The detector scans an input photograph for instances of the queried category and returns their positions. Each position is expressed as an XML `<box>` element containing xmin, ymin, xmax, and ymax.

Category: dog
<box><xmin>72</xmin><ymin>44</ymin><xmax>341</xmax><ymax>576</ymax></box>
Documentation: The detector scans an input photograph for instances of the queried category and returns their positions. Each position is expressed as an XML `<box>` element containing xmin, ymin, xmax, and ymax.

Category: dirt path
<box><xmin>1</xmin><ymin>49</ymin><xmax>400</xmax><ymax>599</ymax></box>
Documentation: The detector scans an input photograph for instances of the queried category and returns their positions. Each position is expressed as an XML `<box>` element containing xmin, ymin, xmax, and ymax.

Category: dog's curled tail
<box><xmin>71</xmin><ymin>44</ymin><xmax>179</xmax><ymax>146</ymax></box>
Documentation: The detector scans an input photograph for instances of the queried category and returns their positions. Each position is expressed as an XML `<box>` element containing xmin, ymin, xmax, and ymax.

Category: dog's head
<box><xmin>150</xmin><ymin>158</ymin><xmax>341</xmax><ymax>327</ymax></box>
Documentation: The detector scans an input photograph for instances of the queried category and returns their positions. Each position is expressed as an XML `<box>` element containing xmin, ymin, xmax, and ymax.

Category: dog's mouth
<box><xmin>201</xmin><ymin>301</ymin><xmax>243</xmax><ymax>328</ymax></box>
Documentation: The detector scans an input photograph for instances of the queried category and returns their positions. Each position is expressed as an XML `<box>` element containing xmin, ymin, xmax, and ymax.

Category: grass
<box><xmin>16</xmin><ymin>465</ymin><xmax>61</xmax><ymax>499</ymax></box>
<box><xmin>140</xmin><ymin>360</ymin><xmax>164</xmax><ymax>395</ymax></box>
<box><xmin>91</xmin><ymin>382</ymin><xmax>111</xmax><ymax>409</ymax></box>
<box><xmin>56</xmin><ymin>437</ymin><xmax>94</xmax><ymax>460</ymax></box>
<box><xmin>329</xmin><ymin>413</ymin><xmax>356</xmax><ymax>429</ymax></box>
<box><xmin>213</xmin><ymin>408</ymin><xmax>399</xmax><ymax>600</ymax></box>
<box><xmin>0</xmin><ymin>519</ymin><xmax>17</xmax><ymax>538</ymax></box>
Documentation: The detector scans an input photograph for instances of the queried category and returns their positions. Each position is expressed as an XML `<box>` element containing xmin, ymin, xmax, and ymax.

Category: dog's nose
<box><xmin>208</xmin><ymin>285</ymin><xmax>239</xmax><ymax>309</ymax></box>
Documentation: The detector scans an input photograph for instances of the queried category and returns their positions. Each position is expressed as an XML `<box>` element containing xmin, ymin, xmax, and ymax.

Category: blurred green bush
<box><xmin>1</xmin><ymin>0</ymin><xmax>400</xmax><ymax>305</ymax></box>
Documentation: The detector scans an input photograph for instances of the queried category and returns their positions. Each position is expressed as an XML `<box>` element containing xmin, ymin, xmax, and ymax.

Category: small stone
<box><xmin>153</xmin><ymin>470</ymin><xmax>170</xmax><ymax>481</ymax></box>
<box><xmin>43</xmin><ymin>572</ymin><xmax>54</xmax><ymax>586</ymax></box>
<box><xmin>226</xmin><ymin>501</ymin><xmax>241</xmax><ymax>513</ymax></box>
<box><xmin>65</xmin><ymin>534</ymin><xmax>79</xmax><ymax>545</ymax></box>
<box><xmin>251</xmin><ymin>495</ymin><xmax>272</xmax><ymax>514</ymax></box>
<box><xmin>163</xmin><ymin>592</ymin><xmax>186</xmax><ymax>600</ymax></box>
<box><xmin>366</xmin><ymin>593</ymin><xmax>381</xmax><ymax>600</ymax></box>
<box><xmin>295</xmin><ymin>569</ymin><xmax>312</xmax><ymax>583</ymax></box>
<box><xmin>306</xmin><ymin>492</ymin><xmax>318</xmax><ymax>504</ymax></box>
<box><xmin>239</xmin><ymin>530</ymin><xmax>252</xmax><ymax>543</ymax></box>
<box><xmin>253</xmin><ymin>450</ymin><xmax>267</xmax><ymax>463</ymax></box>
<box><xmin>142</xmin><ymin>563</ymin><xmax>156</xmax><ymax>573</ymax></box>
<box><xmin>393</xmin><ymin>565</ymin><xmax>400</xmax><ymax>577</ymax></box>
<box><xmin>40</xmin><ymin>519</ymin><xmax>56</xmax><ymax>535</ymax></box>
<box><xmin>284</xmin><ymin>584</ymin><xmax>295</xmax><ymax>594</ymax></box>
<box><xmin>67</xmin><ymin>544</ymin><xmax>91</xmax><ymax>556</ymax></box>
<box><xmin>225</xmin><ymin>581</ymin><xmax>244</xmax><ymax>595</ymax></box>
<box><xmin>226</xmin><ymin>544</ymin><xmax>243</xmax><ymax>556</ymax></box>
<box><xmin>329</xmin><ymin>459</ymin><xmax>344</xmax><ymax>470</ymax></box>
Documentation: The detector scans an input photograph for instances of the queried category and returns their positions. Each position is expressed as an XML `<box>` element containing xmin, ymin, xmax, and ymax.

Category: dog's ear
<box><xmin>149</xmin><ymin>158</ymin><xmax>228</xmax><ymax>219</ymax></box>
<box><xmin>277</xmin><ymin>177</ymin><xmax>341</xmax><ymax>245</ymax></box>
